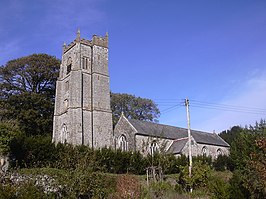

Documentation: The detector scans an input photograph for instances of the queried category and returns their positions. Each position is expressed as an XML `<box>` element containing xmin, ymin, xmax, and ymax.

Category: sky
<box><xmin>1</xmin><ymin>0</ymin><xmax>266</xmax><ymax>133</ymax></box>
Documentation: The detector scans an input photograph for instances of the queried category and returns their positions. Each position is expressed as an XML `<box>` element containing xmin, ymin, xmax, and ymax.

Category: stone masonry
<box><xmin>53</xmin><ymin>30</ymin><xmax>113</xmax><ymax>148</ymax></box>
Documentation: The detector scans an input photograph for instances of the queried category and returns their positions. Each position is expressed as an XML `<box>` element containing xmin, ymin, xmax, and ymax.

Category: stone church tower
<box><xmin>53</xmin><ymin>30</ymin><xmax>113</xmax><ymax>148</ymax></box>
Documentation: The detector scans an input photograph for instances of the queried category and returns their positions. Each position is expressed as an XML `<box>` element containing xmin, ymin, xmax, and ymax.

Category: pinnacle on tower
<box><xmin>76</xmin><ymin>29</ymin><xmax>81</xmax><ymax>41</ymax></box>
<box><xmin>53</xmin><ymin>32</ymin><xmax>113</xmax><ymax>148</ymax></box>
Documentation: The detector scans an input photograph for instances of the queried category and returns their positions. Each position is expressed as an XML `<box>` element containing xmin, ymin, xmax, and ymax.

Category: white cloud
<box><xmin>195</xmin><ymin>70</ymin><xmax>266</xmax><ymax>132</ymax></box>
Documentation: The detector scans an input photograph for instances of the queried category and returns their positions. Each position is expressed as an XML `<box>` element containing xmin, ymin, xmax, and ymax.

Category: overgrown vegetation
<box><xmin>1</xmin><ymin>54</ymin><xmax>265</xmax><ymax>198</ymax></box>
<box><xmin>0</xmin><ymin>118</ymin><xmax>265</xmax><ymax>198</ymax></box>
<box><xmin>0</xmin><ymin>123</ymin><xmax>265</xmax><ymax>198</ymax></box>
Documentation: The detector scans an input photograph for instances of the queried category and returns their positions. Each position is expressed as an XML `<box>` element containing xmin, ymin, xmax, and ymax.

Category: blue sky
<box><xmin>1</xmin><ymin>0</ymin><xmax>266</xmax><ymax>132</ymax></box>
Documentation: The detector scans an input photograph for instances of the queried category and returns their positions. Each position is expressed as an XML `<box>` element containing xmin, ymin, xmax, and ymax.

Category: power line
<box><xmin>189</xmin><ymin>100</ymin><xmax>266</xmax><ymax>115</ymax></box>
<box><xmin>190</xmin><ymin>104</ymin><xmax>266</xmax><ymax>115</ymax></box>
<box><xmin>160</xmin><ymin>104</ymin><xmax>182</xmax><ymax>114</ymax></box>
<box><xmin>190</xmin><ymin>99</ymin><xmax>266</xmax><ymax>112</ymax></box>
<box><xmin>156</xmin><ymin>98</ymin><xmax>266</xmax><ymax>115</ymax></box>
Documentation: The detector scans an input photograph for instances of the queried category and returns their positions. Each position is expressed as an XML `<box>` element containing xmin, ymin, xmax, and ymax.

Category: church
<box><xmin>53</xmin><ymin>31</ymin><xmax>229</xmax><ymax>158</ymax></box>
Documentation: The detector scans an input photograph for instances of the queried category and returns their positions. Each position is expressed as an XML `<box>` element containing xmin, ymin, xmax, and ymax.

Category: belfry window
<box><xmin>82</xmin><ymin>57</ymin><xmax>89</xmax><ymax>70</ymax></box>
<box><xmin>66</xmin><ymin>57</ymin><xmax>72</xmax><ymax>74</ymax></box>
<box><xmin>118</xmin><ymin>135</ymin><xmax>127</xmax><ymax>151</ymax></box>
<box><xmin>67</xmin><ymin>64</ymin><xmax>71</xmax><ymax>74</ymax></box>
<box><xmin>150</xmin><ymin>141</ymin><xmax>159</xmax><ymax>156</ymax></box>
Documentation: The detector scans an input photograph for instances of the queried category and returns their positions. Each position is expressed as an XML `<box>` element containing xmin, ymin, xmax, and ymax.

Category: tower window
<box><xmin>61</xmin><ymin>124</ymin><xmax>68</xmax><ymax>143</ymax></box>
<box><xmin>82</xmin><ymin>57</ymin><xmax>89</xmax><ymax>70</ymax></box>
<box><xmin>67</xmin><ymin>64</ymin><xmax>71</xmax><ymax>74</ymax></box>
<box><xmin>86</xmin><ymin>58</ymin><xmax>88</xmax><ymax>69</ymax></box>
<box><xmin>67</xmin><ymin>57</ymin><xmax>72</xmax><ymax>74</ymax></box>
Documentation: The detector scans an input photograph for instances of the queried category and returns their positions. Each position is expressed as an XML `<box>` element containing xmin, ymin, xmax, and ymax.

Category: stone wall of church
<box><xmin>92</xmin><ymin>74</ymin><xmax>111</xmax><ymax>112</ymax></box>
<box><xmin>93</xmin><ymin>111</ymin><xmax>113</xmax><ymax>148</ymax></box>
<box><xmin>92</xmin><ymin>46</ymin><xmax>108</xmax><ymax>75</ymax></box>
<box><xmin>67</xmin><ymin>108</ymin><xmax>83</xmax><ymax>145</ymax></box>
<box><xmin>82</xmin><ymin>73</ymin><xmax>92</xmax><ymax>111</ymax></box>
<box><xmin>53</xmin><ymin>33</ymin><xmax>113</xmax><ymax>148</ymax></box>
<box><xmin>113</xmin><ymin>116</ymin><xmax>137</xmax><ymax>150</ymax></box>
<box><xmin>135</xmin><ymin>134</ymin><xmax>172</xmax><ymax>156</ymax></box>
<box><xmin>91</xmin><ymin>40</ymin><xmax>112</xmax><ymax>149</ymax></box>
<box><xmin>180</xmin><ymin>142</ymin><xmax>230</xmax><ymax>159</ymax></box>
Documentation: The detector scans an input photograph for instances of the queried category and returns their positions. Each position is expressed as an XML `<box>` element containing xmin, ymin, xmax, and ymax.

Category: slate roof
<box><xmin>166</xmin><ymin>138</ymin><xmax>188</xmax><ymax>154</ymax></box>
<box><xmin>128</xmin><ymin>119</ymin><xmax>229</xmax><ymax>147</ymax></box>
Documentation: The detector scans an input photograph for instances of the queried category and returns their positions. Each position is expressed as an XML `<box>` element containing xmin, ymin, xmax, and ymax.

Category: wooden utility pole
<box><xmin>185</xmin><ymin>98</ymin><xmax>193</xmax><ymax>193</ymax></box>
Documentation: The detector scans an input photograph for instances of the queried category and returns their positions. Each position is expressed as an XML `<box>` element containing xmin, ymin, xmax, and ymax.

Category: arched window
<box><xmin>61</xmin><ymin>124</ymin><xmax>67</xmax><ymax>143</ymax></box>
<box><xmin>118</xmin><ymin>135</ymin><xmax>127</xmax><ymax>151</ymax></box>
<box><xmin>217</xmin><ymin>148</ymin><xmax>222</xmax><ymax>157</ymax></box>
<box><xmin>150</xmin><ymin>141</ymin><xmax>159</xmax><ymax>156</ymax></box>
<box><xmin>202</xmin><ymin>146</ymin><xmax>208</xmax><ymax>156</ymax></box>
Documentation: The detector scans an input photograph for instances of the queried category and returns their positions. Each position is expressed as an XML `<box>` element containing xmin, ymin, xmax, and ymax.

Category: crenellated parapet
<box><xmin>63</xmin><ymin>32</ymin><xmax>108</xmax><ymax>53</ymax></box>
<box><xmin>63</xmin><ymin>41</ymin><xmax>76</xmax><ymax>53</ymax></box>
<box><xmin>92</xmin><ymin>33</ymin><xmax>108</xmax><ymax>48</ymax></box>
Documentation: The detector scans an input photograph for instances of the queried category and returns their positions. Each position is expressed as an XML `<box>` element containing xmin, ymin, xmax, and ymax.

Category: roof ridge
<box><xmin>128</xmin><ymin>118</ymin><xmax>210</xmax><ymax>134</ymax></box>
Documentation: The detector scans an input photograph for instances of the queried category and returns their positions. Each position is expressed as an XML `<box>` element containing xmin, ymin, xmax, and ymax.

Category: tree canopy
<box><xmin>219</xmin><ymin>126</ymin><xmax>243</xmax><ymax>145</ymax></box>
<box><xmin>0</xmin><ymin>53</ymin><xmax>60</xmax><ymax>99</ymax></box>
<box><xmin>110</xmin><ymin>93</ymin><xmax>160</xmax><ymax>126</ymax></box>
<box><xmin>0</xmin><ymin>54</ymin><xmax>60</xmax><ymax>136</ymax></box>
<box><xmin>221</xmin><ymin>121</ymin><xmax>266</xmax><ymax>198</ymax></box>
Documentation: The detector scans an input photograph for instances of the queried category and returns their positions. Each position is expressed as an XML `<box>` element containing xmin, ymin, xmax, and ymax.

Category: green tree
<box><xmin>2</xmin><ymin>93</ymin><xmax>54</xmax><ymax>136</ymax></box>
<box><xmin>0</xmin><ymin>54</ymin><xmax>60</xmax><ymax>136</ymax></box>
<box><xmin>0</xmin><ymin>120</ymin><xmax>21</xmax><ymax>155</ymax></box>
<box><xmin>110</xmin><ymin>93</ymin><xmax>160</xmax><ymax>125</ymax></box>
<box><xmin>229</xmin><ymin>121</ymin><xmax>266</xmax><ymax>198</ymax></box>
<box><xmin>219</xmin><ymin>125</ymin><xmax>243</xmax><ymax>145</ymax></box>
<box><xmin>0</xmin><ymin>53</ymin><xmax>60</xmax><ymax>98</ymax></box>
<box><xmin>177</xmin><ymin>161</ymin><xmax>211</xmax><ymax>191</ymax></box>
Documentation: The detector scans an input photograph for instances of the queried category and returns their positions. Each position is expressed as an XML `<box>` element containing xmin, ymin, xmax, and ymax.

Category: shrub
<box><xmin>66</xmin><ymin>171</ymin><xmax>116</xmax><ymax>198</ymax></box>
<box><xmin>193</xmin><ymin>155</ymin><xmax>212</xmax><ymax>166</ymax></box>
<box><xmin>0</xmin><ymin>120</ymin><xmax>21</xmax><ymax>155</ymax></box>
<box><xmin>177</xmin><ymin>161</ymin><xmax>211</xmax><ymax>192</ymax></box>
<box><xmin>129</xmin><ymin>151</ymin><xmax>146</xmax><ymax>174</ymax></box>
<box><xmin>9</xmin><ymin>134</ymin><xmax>55</xmax><ymax>168</ymax></box>
<box><xmin>0</xmin><ymin>183</ymin><xmax>16</xmax><ymax>199</ymax></box>
<box><xmin>208</xmin><ymin>175</ymin><xmax>230</xmax><ymax>199</ymax></box>
<box><xmin>9</xmin><ymin>135</ymin><xmax>194</xmax><ymax>175</ymax></box>
<box><xmin>213</xmin><ymin>155</ymin><xmax>233</xmax><ymax>171</ymax></box>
